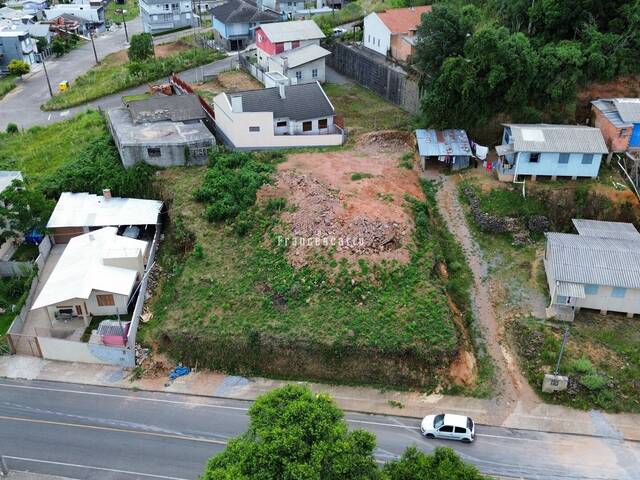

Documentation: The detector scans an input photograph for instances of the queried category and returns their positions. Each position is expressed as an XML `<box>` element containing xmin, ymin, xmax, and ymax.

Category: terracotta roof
<box><xmin>377</xmin><ymin>6</ymin><xmax>431</xmax><ymax>34</ymax></box>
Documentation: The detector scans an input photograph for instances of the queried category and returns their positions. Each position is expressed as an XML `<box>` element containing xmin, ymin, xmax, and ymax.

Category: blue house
<box><xmin>495</xmin><ymin>124</ymin><xmax>608</xmax><ymax>182</ymax></box>
<box><xmin>211</xmin><ymin>0</ymin><xmax>280</xmax><ymax>51</ymax></box>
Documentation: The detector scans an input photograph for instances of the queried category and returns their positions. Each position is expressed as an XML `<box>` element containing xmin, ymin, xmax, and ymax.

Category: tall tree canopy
<box><xmin>0</xmin><ymin>180</ymin><xmax>52</xmax><ymax>243</ymax></box>
<box><xmin>382</xmin><ymin>446</ymin><xmax>488</xmax><ymax>480</ymax></box>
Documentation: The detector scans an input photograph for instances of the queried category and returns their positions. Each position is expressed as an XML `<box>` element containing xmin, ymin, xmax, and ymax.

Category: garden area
<box><xmin>0</xmin><ymin>275</ymin><xmax>33</xmax><ymax>340</ymax></box>
<box><xmin>42</xmin><ymin>34</ymin><xmax>225</xmax><ymax>111</ymax></box>
<box><xmin>105</xmin><ymin>0</ymin><xmax>139</xmax><ymax>23</ymax></box>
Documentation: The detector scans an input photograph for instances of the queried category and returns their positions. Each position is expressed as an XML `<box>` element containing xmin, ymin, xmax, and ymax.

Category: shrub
<box><xmin>128</xmin><ymin>33</ymin><xmax>155</xmax><ymax>62</ymax></box>
<box><xmin>580</xmin><ymin>373</ymin><xmax>607</xmax><ymax>391</ymax></box>
<box><xmin>193</xmin><ymin>150</ymin><xmax>279</xmax><ymax>222</ymax></box>
<box><xmin>265</xmin><ymin>197</ymin><xmax>286</xmax><ymax>214</ymax></box>
<box><xmin>351</xmin><ymin>172</ymin><xmax>374</xmax><ymax>181</ymax></box>
<box><xmin>6</xmin><ymin>123</ymin><xmax>18</xmax><ymax>134</ymax></box>
<box><xmin>7</xmin><ymin>59</ymin><xmax>29</xmax><ymax>76</ymax></box>
<box><xmin>570</xmin><ymin>357</ymin><xmax>593</xmax><ymax>374</ymax></box>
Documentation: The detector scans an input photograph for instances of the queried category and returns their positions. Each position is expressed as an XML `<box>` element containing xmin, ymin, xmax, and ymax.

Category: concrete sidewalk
<box><xmin>1</xmin><ymin>354</ymin><xmax>638</xmax><ymax>442</ymax></box>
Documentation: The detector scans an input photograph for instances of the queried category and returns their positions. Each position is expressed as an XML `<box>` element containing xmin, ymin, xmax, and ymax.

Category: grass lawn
<box><xmin>0</xmin><ymin>111</ymin><xmax>108</xmax><ymax>185</ymax></box>
<box><xmin>324</xmin><ymin>83</ymin><xmax>412</xmax><ymax>136</ymax></box>
<box><xmin>42</xmin><ymin>42</ymin><xmax>225</xmax><ymax>111</ymax></box>
<box><xmin>105</xmin><ymin>0</ymin><xmax>139</xmax><ymax>23</ymax></box>
<box><xmin>510</xmin><ymin>313</ymin><xmax>640</xmax><ymax>413</ymax></box>
<box><xmin>142</xmin><ymin>167</ymin><xmax>465</xmax><ymax>389</ymax></box>
<box><xmin>0</xmin><ymin>75</ymin><xmax>17</xmax><ymax>101</ymax></box>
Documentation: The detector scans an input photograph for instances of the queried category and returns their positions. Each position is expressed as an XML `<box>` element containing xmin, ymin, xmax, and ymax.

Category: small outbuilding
<box><xmin>415</xmin><ymin>129</ymin><xmax>473</xmax><ymax>171</ymax></box>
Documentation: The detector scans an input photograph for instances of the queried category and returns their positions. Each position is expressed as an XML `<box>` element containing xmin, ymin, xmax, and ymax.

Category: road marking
<box><xmin>0</xmin><ymin>415</ymin><xmax>228</xmax><ymax>446</ymax></box>
<box><xmin>0</xmin><ymin>382</ymin><xmax>250</xmax><ymax>411</ymax></box>
<box><xmin>348</xmin><ymin>418</ymin><xmax>420</xmax><ymax>430</ymax></box>
<box><xmin>5</xmin><ymin>456</ymin><xmax>189</xmax><ymax>480</ymax></box>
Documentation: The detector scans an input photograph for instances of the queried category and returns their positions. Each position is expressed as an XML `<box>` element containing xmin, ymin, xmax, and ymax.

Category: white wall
<box><xmin>363</xmin><ymin>12</ymin><xmax>390</xmax><ymax>57</ymax></box>
<box><xmin>86</xmin><ymin>291</ymin><xmax>130</xmax><ymax>317</ymax></box>
<box><xmin>268</xmin><ymin>57</ymin><xmax>326</xmax><ymax>84</ymax></box>
<box><xmin>213</xmin><ymin>93</ymin><xmax>343</xmax><ymax>149</ymax></box>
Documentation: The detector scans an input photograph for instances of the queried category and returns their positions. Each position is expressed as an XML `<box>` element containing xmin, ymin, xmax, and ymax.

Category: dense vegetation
<box><xmin>0</xmin><ymin>274</ymin><xmax>34</xmax><ymax>339</ymax></box>
<box><xmin>203</xmin><ymin>385</ymin><xmax>489</xmax><ymax>479</ymax></box>
<box><xmin>0</xmin><ymin>75</ymin><xmax>17</xmax><ymax>100</ymax></box>
<box><xmin>415</xmin><ymin>0</ymin><xmax>640</xmax><ymax>130</ymax></box>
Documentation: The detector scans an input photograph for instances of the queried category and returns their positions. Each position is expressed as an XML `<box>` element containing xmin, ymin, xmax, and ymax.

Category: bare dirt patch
<box><xmin>576</xmin><ymin>75</ymin><xmax>640</xmax><ymax>122</ymax></box>
<box><xmin>155</xmin><ymin>41</ymin><xmax>190</xmax><ymax>58</ymax></box>
<box><xmin>259</xmin><ymin>133</ymin><xmax>421</xmax><ymax>266</ymax></box>
<box><xmin>194</xmin><ymin>71</ymin><xmax>262</xmax><ymax>101</ymax></box>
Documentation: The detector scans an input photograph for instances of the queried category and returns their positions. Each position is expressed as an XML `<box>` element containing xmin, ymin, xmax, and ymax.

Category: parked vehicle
<box><xmin>333</xmin><ymin>27</ymin><xmax>346</xmax><ymax>36</ymax></box>
<box><xmin>420</xmin><ymin>413</ymin><xmax>475</xmax><ymax>443</ymax></box>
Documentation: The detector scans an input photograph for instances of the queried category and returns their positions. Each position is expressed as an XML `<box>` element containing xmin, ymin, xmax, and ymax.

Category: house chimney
<box><xmin>278</xmin><ymin>83</ymin><xmax>286</xmax><ymax>99</ymax></box>
<box><xmin>230</xmin><ymin>95</ymin><xmax>243</xmax><ymax>112</ymax></box>
<box><xmin>282</xmin><ymin>57</ymin><xmax>288</xmax><ymax>74</ymax></box>
<box><xmin>103</xmin><ymin>188</ymin><xmax>112</xmax><ymax>199</ymax></box>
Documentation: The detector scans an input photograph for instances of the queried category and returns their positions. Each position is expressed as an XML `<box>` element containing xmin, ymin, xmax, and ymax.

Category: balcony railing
<box><xmin>275</xmin><ymin>124</ymin><xmax>344</xmax><ymax>136</ymax></box>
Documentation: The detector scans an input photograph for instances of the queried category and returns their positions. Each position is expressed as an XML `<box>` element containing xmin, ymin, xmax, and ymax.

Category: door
<box><xmin>454</xmin><ymin>426</ymin><xmax>468</xmax><ymax>440</ymax></box>
<box><xmin>437</xmin><ymin>425</ymin><xmax>454</xmax><ymax>439</ymax></box>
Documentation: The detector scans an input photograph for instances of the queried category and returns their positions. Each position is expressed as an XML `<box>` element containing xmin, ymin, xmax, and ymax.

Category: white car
<box><xmin>420</xmin><ymin>413</ymin><xmax>475</xmax><ymax>443</ymax></box>
<box><xmin>333</xmin><ymin>28</ymin><xmax>346</xmax><ymax>35</ymax></box>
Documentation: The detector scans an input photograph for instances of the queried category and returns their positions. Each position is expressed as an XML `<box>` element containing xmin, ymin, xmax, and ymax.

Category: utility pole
<box><xmin>554</xmin><ymin>326</ymin><xmax>570</xmax><ymax>375</ymax></box>
<box><xmin>116</xmin><ymin>9</ymin><xmax>129</xmax><ymax>43</ymax></box>
<box><xmin>90</xmin><ymin>27</ymin><xmax>99</xmax><ymax>64</ymax></box>
<box><xmin>39</xmin><ymin>52</ymin><xmax>53</xmax><ymax>98</ymax></box>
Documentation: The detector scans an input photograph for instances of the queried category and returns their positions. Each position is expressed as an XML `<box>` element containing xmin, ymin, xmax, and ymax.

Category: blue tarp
<box><xmin>169</xmin><ymin>365</ymin><xmax>191</xmax><ymax>380</ymax></box>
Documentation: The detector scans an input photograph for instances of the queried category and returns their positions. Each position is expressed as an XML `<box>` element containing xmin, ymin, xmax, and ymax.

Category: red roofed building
<box><xmin>363</xmin><ymin>5</ymin><xmax>431</xmax><ymax>62</ymax></box>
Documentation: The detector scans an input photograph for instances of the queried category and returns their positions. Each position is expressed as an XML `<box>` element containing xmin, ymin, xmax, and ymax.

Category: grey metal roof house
<box><xmin>107</xmin><ymin>95</ymin><xmax>215</xmax><ymax>169</ymax></box>
<box><xmin>495</xmin><ymin>124</ymin><xmax>609</xmax><ymax>182</ymax></box>
<box><xmin>544</xmin><ymin>219</ymin><xmax>640</xmax><ymax>321</ymax></box>
<box><xmin>591</xmin><ymin>98</ymin><xmax>640</xmax><ymax>153</ymax></box>
<box><xmin>415</xmin><ymin>129</ymin><xmax>473</xmax><ymax>171</ymax></box>
<box><xmin>211</xmin><ymin>0</ymin><xmax>280</xmax><ymax>51</ymax></box>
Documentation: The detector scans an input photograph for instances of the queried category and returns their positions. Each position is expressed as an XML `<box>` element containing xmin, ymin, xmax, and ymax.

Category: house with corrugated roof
<box><xmin>591</xmin><ymin>98</ymin><xmax>640</xmax><ymax>155</ymax></box>
<box><xmin>212</xmin><ymin>81</ymin><xmax>344</xmax><ymax>149</ymax></box>
<box><xmin>363</xmin><ymin>5</ymin><xmax>431</xmax><ymax>62</ymax></box>
<box><xmin>415</xmin><ymin>129</ymin><xmax>473</xmax><ymax>171</ymax></box>
<box><xmin>495</xmin><ymin>124</ymin><xmax>608</xmax><ymax>182</ymax></box>
<box><xmin>544</xmin><ymin>219</ymin><xmax>640</xmax><ymax>321</ymax></box>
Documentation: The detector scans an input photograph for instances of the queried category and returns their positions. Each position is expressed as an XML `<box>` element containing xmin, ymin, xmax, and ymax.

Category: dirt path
<box><xmin>424</xmin><ymin>171</ymin><xmax>539</xmax><ymax>420</ymax></box>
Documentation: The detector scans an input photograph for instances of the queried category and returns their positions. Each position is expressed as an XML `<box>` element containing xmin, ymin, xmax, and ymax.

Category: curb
<box><xmin>2</xmin><ymin>374</ymin><xmax>638</xmax><ymax>443</ymax></box>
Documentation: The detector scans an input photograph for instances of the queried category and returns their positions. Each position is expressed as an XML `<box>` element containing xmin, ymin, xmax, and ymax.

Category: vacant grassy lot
<box><xmin>0</xmin><ymin>111</ymin><xmax>108</xmax><ymax>184</ymax></box>
<box><xmin>323</xmin><ymin>83</ymin><xmax>412</xmax><ymax>136</ymax></box>
<box><xmin>42</xmin><ymin>41</ymin><xmax>225</xmax><ymax>110</ymax></box>
<box><xmin>511</xmin><ymin>313</ymin><xmax>640</xmax><ymax>413</ymax></box>
<box><xmin>143</xmin><ymin>164</ymin><xmax>468</xmax><ymax>388</ymax></box>
<box><xmin>105</xmin><ymin>0</ymin><xmax>139</xmax><ymax>23</ymax></box>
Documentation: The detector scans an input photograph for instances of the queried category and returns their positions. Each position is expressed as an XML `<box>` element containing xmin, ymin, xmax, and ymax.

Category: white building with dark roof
<box><xmin>495</xmin><ymin>124</ymin><xmax>608</xmax><ymax>182</ymax></box>
<box><xmin>212</xmin><ymin>81</ymin><xmax>343</xmax><ymax>149</ymax></box>
<box><xmin>544</xmin><ymin>219</ymin><xmax>640</xmax><ymax>320</ymax></box>
<box><xmin>267</xmin><ymin>43</ymin><xmax>331</xmax><ymax>84</ymax></box>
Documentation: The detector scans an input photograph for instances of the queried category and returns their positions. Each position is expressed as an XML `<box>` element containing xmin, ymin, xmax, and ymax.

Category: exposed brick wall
<box><xmin>592</xmin><ymin>107</ymin><xmax>629</xmax><ymax>152</ymax></box>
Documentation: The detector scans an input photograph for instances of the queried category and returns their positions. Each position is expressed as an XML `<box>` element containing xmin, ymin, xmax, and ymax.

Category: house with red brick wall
<box><xmin>255</xmin><ymin>20</ymin><xmax>325</xmax><ymax>69</ymax></box>
<box><xmin>591</xmin><ymin>98</ymin><xmax>640</xmax><ymax>155</ymax></box>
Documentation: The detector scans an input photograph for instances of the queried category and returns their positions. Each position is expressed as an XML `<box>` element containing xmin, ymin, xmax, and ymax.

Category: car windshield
<box><xmin>433</xmin><ymin>414</ymin><xmax>445</xmax><ymax>429</ymax></box>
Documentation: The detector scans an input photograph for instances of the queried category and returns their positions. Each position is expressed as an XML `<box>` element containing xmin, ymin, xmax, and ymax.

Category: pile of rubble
<box><xmin>356</xmin><ymin>130</ymin><xmax>412</xmax><ymax>151</ymax></box>
<box><xmin>278</xmin><ymin>172</ymin><xmax>408</xmax><ymax>257</ymax></box>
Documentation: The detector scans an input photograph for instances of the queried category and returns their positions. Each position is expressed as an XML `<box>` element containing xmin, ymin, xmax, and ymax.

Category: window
<box><xmin>620</xmin><ymin>128</ymin><xmax>629</xmax><ymax>137</ymax></box>
<box><xmin>75</xmin><ymin>305</ymin><xmax>83</xmax><ymax>315</ymax></box>
<box><xmin>164</xmin><ymin>3</ymin><xmax>169</xmax><ymax>9</ymax></box>
<box><xmin>318</xmin><ymin>118</ymin><xmax>328</xmax><ymax>129</ymax></box>
<box><xmin>302</xmin><ymin>121</ymin><xmax>312</xmax><ymax>132</ymax></box>
<box><xmin>368</xmin><ymin>34</ymin><xmax>370</xmax><ymax>43</ymax></box>
<box><xmin>276</xmin><ymin>120</ymin><xmax>287</xmax><ymax>127</ymax></box>
<box><xmin>147</xmin><ymin>147</ymin><xmax>161</xmax><ymax>157</ymax></box>
<box><xmin>295</xmin><ymin>70</ymin><xmax>302</xmax><ymax>81</ymax></box>
<box><xmin>439</xmin><ymin>425</ymin><xmax>453</xmax><ymax>433</ymax></box>
<box><xmin>433</xmin><ymin>414</ymin><xmax>444</xmax><ymax>429</ymax></box>
<box><xmin>529</xmin><ymin>152</ymin><xmax>540</xmax><ymax>163</ymax></box>
<box><xmin>584</xmin><ymin>284</ymin><xmax>599</xmax><ymax>295</ymax></box>
<box><xmin>556</xmin><ymin>295</ymin><xmax>568</xmax><ymax>305</ymax></box>
<box><xmin>612</xmin><ymin>287</ymin><xmax>626</xmax><ymax>298</ymax></box>
<box><xmin>454</xmin><ymin>427</ymin><xmax>467</xmax><ymax>434</ymax></box>
<box><xmin>249</xmin><ymin>126</ymin><xmax>260</xmax><ymax>132</ymax></box>
<box><xmin>312</xmin><ymin>68</ymin><xmax>318</xmax><ymax>78</ymax></box>
<box><xmin>96</xmin><ymin>294</ymin><xmax>115</xmax><ymax>307</ymax></box>
<box><xmin>582</xmin><ymin>154</ymin><xmax>593</xmax><ymax>164</ymax></box>
<box><xmin>190</xmin><ymin>147</ymin><xmax>207</xmax><ymax>158</ymax></box>
<box><xmin>558</xmin><ymin>153</ymin><xmax>569</xmax><ymax>164</ymax></box>
<box><xmin>377</xmin><ymin>38</ymin><xmax>380</xmax><ymax>47</ymax></box>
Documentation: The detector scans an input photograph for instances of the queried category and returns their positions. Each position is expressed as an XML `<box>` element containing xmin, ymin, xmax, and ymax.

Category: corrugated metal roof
<box><xmin>505</xmin><ymin>124</ymin><xmax>608</xmax><ymax>154</ymax></box>
<box><xmin>545</xmin><ymin>232</ymin><xmax>640</xmax><ymax>289</ymax></box>
<box><xmin>415</xmin><ymin>129</ymin><xmax>472</xmax><ymax>157</ymax></box>
<box><xmin>614</xmin><ymin>99</ymin><xmax>640</xmax><ymax>123</ymax></box>
<box><xmin>592</xmin><ymin>98</ymin><xmax>640</xmax><ymax>128</ymax></box>
<box><xmin>47</xmin><ymin>192</ymin><xmax>163</xmax><ymax>228</ymax></box>
<box><xmin>572</xmin><ymin>219</ymin><xmax>640</xmax><ymax>241</ymax></box>
<box><xmin>210</xmin><ymin>0</ymin><xmax>280</xmax><ymax>24</ymax></box>
<box><xmin>557</xmin><ymin>281</ymin><xmax>585</xmax><ymax>298</ymax></box>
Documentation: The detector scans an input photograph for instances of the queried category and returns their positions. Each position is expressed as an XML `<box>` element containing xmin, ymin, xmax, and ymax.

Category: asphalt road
<box><xmin>1</xmin><ymin>379</ymin><xmax>639</xmax><ymax>480</ymax></box>
<box><xmin>0</xmin><ymin>19</ymin><xmax>223</xmax><ymax>131</ymax></box>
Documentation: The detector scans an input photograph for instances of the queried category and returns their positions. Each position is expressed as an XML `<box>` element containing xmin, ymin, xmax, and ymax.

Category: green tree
<box><xmin>51</xmin><ymin>36</ymin><xmax>67</xmax><ymax>57</ymax></box>
<box><xmin>6</xmin><ymin>123</ymin><xmax>18</xmax><ymax>134</ymax></box>
<box><xmin>128</xmin><ymin>33</ymin><xmax>155</xmax><ymax>62</ymax></box>
<box><xmin>7</xmin><ymin>59</ymin><xmax>30</xmax><ymax>76</ymax></box>
<box><xmin>0</xmin><ymin>180</ymin><xmax>52</xmax><ymax>244</ymax></box>
<box><xmin>413</xmin><ymin>4</ymin><xmax>471</xmax><ymax>84</ymax></box>
<box><xmin>382</xmin><ymin>446</ymin><xmax>489</xmax><ymax>480</ymax></box>
<box><xmin>202</xmin><ymin>385</ymin><xmax>380</xmax><ymax>480</ymax></box>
